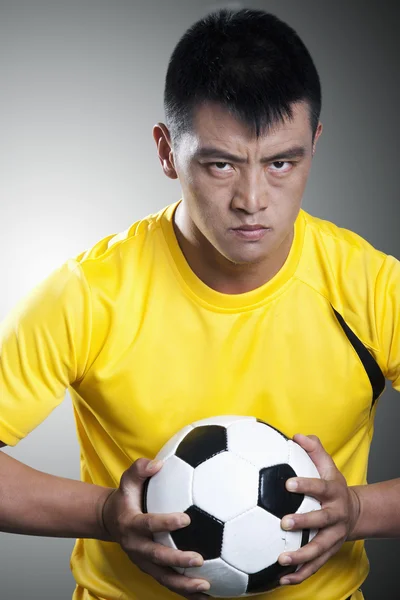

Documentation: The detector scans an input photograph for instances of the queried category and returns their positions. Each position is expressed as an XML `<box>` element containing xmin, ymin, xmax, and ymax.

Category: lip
<box><xmin>232</xmin><ymin>224</ymin><xmax>268</xmax><ymax>231</ymax></box>
<box><xmin>230</xmin><ymin>226</ymin><xmax>270</xmax><ymax>241</ymax></box>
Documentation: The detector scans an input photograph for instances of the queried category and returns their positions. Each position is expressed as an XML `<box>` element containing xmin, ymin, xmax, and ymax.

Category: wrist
<box><xmin>346</xmin><ymin>486</ymin><xmax>362</xmax><ymax>541</ymax></box>
<box><xmin>98</xmin><ymin>488</ymin><xmax>117</xmax><ymax>542</ymax></box>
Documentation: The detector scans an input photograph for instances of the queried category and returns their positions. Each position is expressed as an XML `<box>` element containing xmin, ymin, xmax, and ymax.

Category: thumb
<box><xmin>292</xmin><ymin>433</ymin><xmax>337</xmax><ymax>480</ymax></box>
<box><xmin>102</xmin><ymin>459</ymin><xmax>163</xmax><ymax>540</ymax></box>
<box><xmin>120</xmin><ymin>457</ymin><xmax>163</xmax><ymax>497</ymax></box>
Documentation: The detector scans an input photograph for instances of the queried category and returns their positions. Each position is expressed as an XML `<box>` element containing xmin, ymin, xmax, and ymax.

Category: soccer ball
<box><xmin>143</xmin><ymin>416</ymin><xmax>321</xmax><ymax>597</ymax></box>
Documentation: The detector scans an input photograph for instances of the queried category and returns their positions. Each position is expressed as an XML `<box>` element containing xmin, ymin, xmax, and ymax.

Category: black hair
<box><xmin>164</xmin><ymin>8</ymin><xmax>321</xmax><ymax>147</ymax></box>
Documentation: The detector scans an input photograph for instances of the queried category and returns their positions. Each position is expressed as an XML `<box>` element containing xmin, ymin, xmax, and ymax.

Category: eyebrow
<box><xmin>193</xmin><ymin>144</ymin><xmax>307</xmax><ymax>164</ymax></box>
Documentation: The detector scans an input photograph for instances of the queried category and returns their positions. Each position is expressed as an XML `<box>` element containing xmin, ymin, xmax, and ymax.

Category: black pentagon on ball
<box><xmin>142</xmin><ymin>477</ymin><xmax>150</xmax><ymax>513</ymax></box>
<box><xmin>258</xmin><ymin>463</ymin><xmax>304</xmax><ymax>519</ymax></box>
<box><xmin>171</xmin><ymin>505</ymin><xmax>224</xmax><ymax>560</ymax></box>
<box><xmin>301</xmin><ymin>528</ymin><xmax>310</xmax><ymax>546</ymax></box>
<box><xmin>256</xmin><ymin>418</ymin><xmax>289</xmax><ymax>440</ymax></box>
<box><xmin>246</xmin><ymin>560</ymin><xmax>297</xmax><ymax>594</ymax></box>
<box><xmin>175</xmin><ymin>425</ymin><xmax>228</xmax><ymax>468</ymax></box>
<box><xmin>246</xmin><ymin>529</ymin><xmax>310</xmax><ymax>594</ymax></box>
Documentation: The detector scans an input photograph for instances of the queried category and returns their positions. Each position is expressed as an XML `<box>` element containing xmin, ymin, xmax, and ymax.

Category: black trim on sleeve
<box><xmin>332</xmin><ymin>307</ymin><xmax>386</xmax><ymax>408</ymax></box>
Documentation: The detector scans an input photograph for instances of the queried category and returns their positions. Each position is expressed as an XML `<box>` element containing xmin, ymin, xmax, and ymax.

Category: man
<box><xmin>0</xmin><ymin>7</ymin><xmax>399</xmax><ymax>600</ymax></box>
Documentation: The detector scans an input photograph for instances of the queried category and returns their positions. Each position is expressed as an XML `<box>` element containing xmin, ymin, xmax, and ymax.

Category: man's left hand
<box><xmin>277</xmin><ymin>433</ymin><xmax>361</xmax><ymax>586</ymax></box>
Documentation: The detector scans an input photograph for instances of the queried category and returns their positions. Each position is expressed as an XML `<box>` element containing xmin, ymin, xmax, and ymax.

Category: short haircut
<box><xmin>164</xmin><ymin>8</ymin><xmax>322</xmax><ymax>147</ymax></box>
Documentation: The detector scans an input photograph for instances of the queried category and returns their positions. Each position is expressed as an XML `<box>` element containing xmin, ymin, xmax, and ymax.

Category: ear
<box><xmin>312</xmin><ymin>122</ymin><xmax>323</xmax><ymax>156</ymax></box>
<box><xmin>152</xmin><ymin>123</ymin><xmax>178</xmax><ymax>180</ymax></box>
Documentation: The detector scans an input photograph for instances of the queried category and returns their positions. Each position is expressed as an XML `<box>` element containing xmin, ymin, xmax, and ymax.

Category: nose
<box><xmin>231</xmin><ymin>169</ymin><xmax>269</xmax><ymax>214</ymax></box>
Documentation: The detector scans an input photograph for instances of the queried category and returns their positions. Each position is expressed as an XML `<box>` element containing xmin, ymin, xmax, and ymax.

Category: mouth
<box><xmin>230</xmin><ymin>225</ymin><xmax>270</xmax><ymax>241</ymax></box>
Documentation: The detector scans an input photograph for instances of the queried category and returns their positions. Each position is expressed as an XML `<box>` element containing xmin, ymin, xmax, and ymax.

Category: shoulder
<box><xmin>297</xmin><ymin>210</ymin><xmax>398</xmax><ymax>349</ymax></box>
<box><xmin>301</xmin><ymin>209</ymin><xmax>387</xmax><ymax>258</ymax></box>
<box><xmin>299</xmin><ymin>209</ymin><xmax>388</xmax><ymax>285</ymax></box>
<box><xmin>74</xmin><ymin>203</ymin><xmax>174</xmax><ymax>266</ymax></box>
<box><xmin>70</xmin><ymin>202</ymin><xmax>176</xmax><ymax>289</ymax></box>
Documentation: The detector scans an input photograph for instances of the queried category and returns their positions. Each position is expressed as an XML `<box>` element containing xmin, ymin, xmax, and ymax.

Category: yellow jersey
<box><xmin>1</xmin><ymin>200</ymin><xmax>399</xmax><ymax>600</ymax></box>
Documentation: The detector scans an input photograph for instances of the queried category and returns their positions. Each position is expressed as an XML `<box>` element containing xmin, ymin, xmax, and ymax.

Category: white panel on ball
<box><xmin>284</xmin><ymin>528</ymin><xmax>317</xmax><ymax>576</ymax></box>
<box><xmin>227</xmin><ymin>420</ymin><xmax>289</xmax><ymax>469</ymax></box>
<box><xmin>193</xmin><ymin>452</ymin><xmax>258</xmax><ymax>522</ymax></box>
<box><xmin>283</xmin><ymin>528</ymin><xmax>304</xmax><ymax>553</ymax></box>
<box><xmin>153</xmin><ymin>531</ymin><xmax>176</xmax><ymax>549</ymax></box>
<box><xmin>298</xmin><ymin>494</ymin><xmax>321</xmax><ymax>515</ymax></box>
<box><xmin>184</xmin><ymin>558</ymin><xmax>248</xmax><ymax>598</ymax></box>
<box><xmin>222</xmin><ymin>506</ymin><xmax>284</xmax><ymax>574</ymax></box>
<box><xmin>155</xmin><ymin>425</ymin><xmax>194</xmax><ymax>461</ymax></box>
<box><xmin>146</xmin><ymin>455</ymin><xmax>193</xmax><ymax>514</ymax></box>
<box><xmin>288</xmin><ymin>439</ymin><xmax>321</xmax><ymax>479</ymax></box>
<box><xmin>191</xmin><ymin>415</ymin><xmax>255</xmax><ymax>428</ymax></box>
<box><xmin>288</xmin><ymin>439</ymin><xmax>321</xmax><ymax>518</ymax></box>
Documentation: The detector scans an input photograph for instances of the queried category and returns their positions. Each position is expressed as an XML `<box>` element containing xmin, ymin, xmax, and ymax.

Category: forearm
<box><xmin>348</xmin><ymin>478</ymin><xmax>400</xmax><ymax>540</ymax></box>
<box><xmin>0</xmin><ymin>450</ymin><xmax>114</xmax><ymax>540</ymax></box>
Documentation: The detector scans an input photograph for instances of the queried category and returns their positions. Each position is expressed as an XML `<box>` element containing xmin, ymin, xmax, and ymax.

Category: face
<box><xmin>155</xmin><ymin>101</ymin><xmax>322</xmax><ymax>269</ymax></box>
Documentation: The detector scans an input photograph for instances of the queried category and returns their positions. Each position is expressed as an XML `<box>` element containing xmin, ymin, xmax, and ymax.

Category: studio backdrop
<box><xmin>0</xmin><ymin>1</ymin><xmax>399</xmax><ymax>598</ymax></box>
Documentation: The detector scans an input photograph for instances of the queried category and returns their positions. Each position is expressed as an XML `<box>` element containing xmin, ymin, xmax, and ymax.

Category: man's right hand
<box><xmin>102</xmin><ymin>457</ymin><xmax>211</xmax><ymax>600</ymax></box>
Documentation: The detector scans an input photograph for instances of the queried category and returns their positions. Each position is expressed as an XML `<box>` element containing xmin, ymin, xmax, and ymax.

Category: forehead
<box><xmin>189</xmin><ymin>101</ymin><xmax>312</xmax><ymax>146</ymax></box>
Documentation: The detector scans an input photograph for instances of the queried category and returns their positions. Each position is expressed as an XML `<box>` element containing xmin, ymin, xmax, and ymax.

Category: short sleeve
<box><xmin>374</xmin><ymin>254</ymin><xmax>400</xmax><ymax>392</ymax></box>
<box><xmin>0</xmin><ymin>259</ymin><xmax>92</xmax><ymax>446</ymax></box>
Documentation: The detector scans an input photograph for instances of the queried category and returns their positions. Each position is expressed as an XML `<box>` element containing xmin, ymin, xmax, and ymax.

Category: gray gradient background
<box><xmin>0</xmin><ymin>0</ymin><xmax>399</xmax><ymax>598</ymax></box>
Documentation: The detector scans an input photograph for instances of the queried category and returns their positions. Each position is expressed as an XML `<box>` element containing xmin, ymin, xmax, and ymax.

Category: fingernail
<box><xmin>179</xmin><ymin>515</ymin><xmax>190</xmax><ymax>527</ymax></box>
<box><xmin>286</xmin><ymin>479</ymin><xmax>298</xmax><ymax>491</ymax></box>
<box><xmin>146</xmin><ymin>460</ymin><xmax>162</xmax><ymax>472</ymax></box>
<box><xmin>281</xmin><ymin>517</ymin><xmax>294</xmax><ymax>530</ymax></box>
<box><xmin>189</xmin><ymin>556</ymin><xmax>203</xmax><ymax>567</ymax></box>
<box><xmin>280</xmin><ymin>577</ymin><xmax>291</xmax><ymax>585</ymax></box>
<box><xmin>197</xmin><ymin>582</ymin><xmax>210</xmax><ymax>591</ymax></box>
<box><xmin>280</xmin><ymin>553</ymin><xmax>292</xmax><ymax>565</ymax></box>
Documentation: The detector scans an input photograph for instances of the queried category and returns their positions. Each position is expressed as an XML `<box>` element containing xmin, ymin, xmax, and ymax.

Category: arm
<box><xmin>348</xmin><ymin>479</ymin><xmax>400</xmax><ymax>540</ymax></box>
<box><xmin>0</xmin><ymin>264</ymin><xmax>112</xmax><ymax>538</ymax></box>
<box><xmin>0</xmin><ymin>263</ymin><xmax>210</xmax><ymax>598</ymax></box>
<box><xmin>346</xmin><ymin>255</ymin><xmax>400</xmax><ymax>539</ymax></box>
<box><xmin>0</xmin><ymin>449</ymin><xmax>210</xmax><ymax>598</ymax></box>
<box><xmin>0</xmin><ymin>447</ymin><xmax>113</xmax><ymax>539</ymax></box>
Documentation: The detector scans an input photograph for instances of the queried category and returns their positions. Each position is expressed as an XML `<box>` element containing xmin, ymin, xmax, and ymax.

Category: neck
<box><xmin>172</xmin><ymin>205</ymin><xmax>294</xmax><ymax>295</ymax></box>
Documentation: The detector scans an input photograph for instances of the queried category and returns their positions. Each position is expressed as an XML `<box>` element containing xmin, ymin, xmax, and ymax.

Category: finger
<box><xmin>285</xmin><ymin>476</ymin><xmax>335</xmax><ymax>501</ymax></box>
<box><xmin>278</xmin><ymin>527</ymin><xmax>341</xmax><ymax>567</ymax></box>
<box><xmin>137</xmin><ymin>539</ymin><xmax>204</xmax><ymax>569</ymax></box>
<box><xmin>292</xmin><ymin>434</ymin><xmax>338</xmax><ymax>480</ymax></box>
<box><xmin>281</xmin><ymin>507</ymin><xmax>337</xmax><ymax>532</ymax></box>
<box><xmin>137</xmin><ymin>560</ymin><xmax>210</xmax><ymax>595</ymax></box>
<box><xmin>118</xmin><ymin>458</ymin><xmax>164</xmax><ymax>513</ymax></box>
<box><xmin>121</xmin><ymin>457</ymin><xmax>163</xmax><ymax>491</ymax></box>
<box><xmin>279</xmin><ymin>541</ymin><xmax>342</xmax><ymax>585</ymax></box>
<box><xmin>133</xmin><ymin>511</ymin><xmax>191</xmax><ymax>535</ymax></box>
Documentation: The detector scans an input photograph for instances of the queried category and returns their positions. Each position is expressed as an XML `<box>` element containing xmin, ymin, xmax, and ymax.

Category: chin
<box><xmin>223</xmin><ymin>249</ymin><xmax>268</xmax><ymax>266</ymax></box>
<box><xmin>212</xmin><ymin>234</ymin><xmax>275</xmax><ymax>266</ymax></box>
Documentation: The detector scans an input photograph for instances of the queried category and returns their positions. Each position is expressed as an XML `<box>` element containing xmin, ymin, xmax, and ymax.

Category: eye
<box><xmin>270</xmin><ymin>161</ymin><xmax>292</xmax><ymax>173</ymax></box>
<box><xmin>209</xmin><ymin>162</ymin><xmax>232</xmax><ymax>171</ymax></box>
